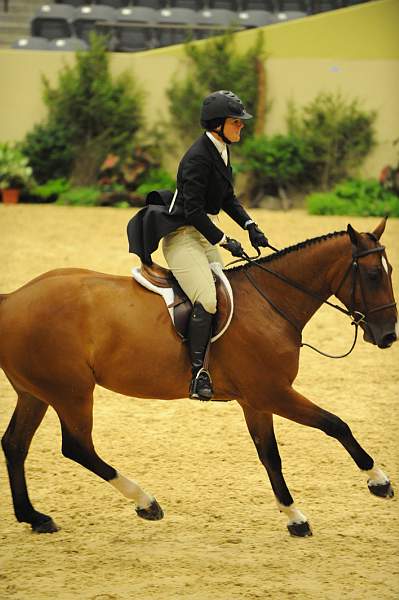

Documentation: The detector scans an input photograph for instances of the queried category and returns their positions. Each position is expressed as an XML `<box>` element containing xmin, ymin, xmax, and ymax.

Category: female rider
<box><xmin>128</xmin><ymin>90</ymin><xmax>269</xmax><ymax>400</ymax></box>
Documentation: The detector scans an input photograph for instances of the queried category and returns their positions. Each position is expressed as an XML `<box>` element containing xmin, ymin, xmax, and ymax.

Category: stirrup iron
<box><xmin>190</xmin><ymin>368</ymin><xmax>213</xmax><ymax>401</ymax></box>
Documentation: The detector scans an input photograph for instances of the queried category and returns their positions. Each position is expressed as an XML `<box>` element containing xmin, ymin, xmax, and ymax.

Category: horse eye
<box><xmin>367</xmin><ymin>268</ymin><xmax>382</xmax><ymax>282</ymax></box>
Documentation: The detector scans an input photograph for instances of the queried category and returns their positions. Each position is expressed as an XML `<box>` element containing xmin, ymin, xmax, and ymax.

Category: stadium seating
<box><xmin>237</xmin><ymin>9</ymin><xmax>276</xmax><ymax>28</ymax></box>
<box><xmin>209</xmin><ymin>0</ymin><xmax>239</xmax><ymax>10</ymax></box>
<box><xmin>157</xmin><ymin>6</ymin><xmax>197</xmax><ymax>24</ymax></box>
<box><xmin>171</xmin><ymin>0</ymin><xmax>200</xmax><ymax>9</ymax></box>
<box><xmin>242</xmin><ymin>0</ymin><xmax>275</xmax><ymax>10</ymax></box>
<box><xmin>31</xmin><ymin>4</ymin><xmax>75</xmax><ymax>40</ymax></box>
<box><xmin>116</xmin><ymin>5</ymin><xmax>157</xmax><ymax>24</ymax></box>
<box><xmin>72</xmin><ymin>5</ymin><xmax>116</xmax><ymax>44</ymax></box>
<box><xmin>134</xmin><ymin>0</ymin><xmax>164</xmax><ymax>9</ymax></box>
<box><xmin>115</xmin><ymin>27</ymin><xmax>152</xmax><ymax>50</ymax></box>
<box><xmin>115</xmin><ymin>6</ymin><xmax>157</xmax><ymax>50</ymax></box>
<box><xmin>194</xmin><ymin>8</ymin><xmax>241</xmax><ymax>39</ymax></box>
<box><xmin>156</xmin><ymin>7</ymin><xmax>196</xmax><ymax>45</ymax></box>
<box><xmin>196</xmin><ymin>8</ymin><xmax>239</xmax><ymax>26</ymax></box>
<box><xmin>48</xmin><ymin>36</ymin><xmax>89</xmax><ymax>49</ymax></box>
<box><xmin>308</xmin><ymin>0</ymin><xmax>340</xmax><ymax>11</ymax></box>
<box><xmin>54</xmin><ymin>0</ymin><xmax>92</xmax><ymax>7</ymax></box>
<box><xmin>275</xmin><ymin>0</ymin><xmax>308</xmax><ymax>10</ymax></box>
<box><xmin>94</xmin><ymin>0</ymin><xmax>128</xmax><ymax>8</ymax></box>
<box><xmin>13</xmin><ymin>0</ymin><xmax>370</xmax><ymax>53</ymax></box>
<box><xmin>276</xmin><ymin>9</ymin><xmax>306</xmax><ymax>20</ymax></box>
<box><xmin>55</xmin><ymin>0</ymin><xmax>131</xmax><ymax>4</ymax></box>
<box><xmin>12</xmin><ymin>36</ymin><xmax>50</xmax><ymax>50</ymax></box>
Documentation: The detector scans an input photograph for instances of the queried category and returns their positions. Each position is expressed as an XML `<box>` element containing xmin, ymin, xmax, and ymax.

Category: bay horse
<box><xmin>0</xmin><ymin>218</ymin><xmax>397</xmax><ymax>537</ymax></box>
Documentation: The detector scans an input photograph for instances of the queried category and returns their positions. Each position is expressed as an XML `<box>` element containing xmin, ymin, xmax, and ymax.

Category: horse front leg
<box><xmin>241</xmin><ymin>405</ymin><xmax>312</xmax><ymax>537</ymax></box>
<box><xmin>272</xmin><ymin>386</ymin><xmax>394</xmax><ymax>500</ymax></box>
<box><xmin>1</xmin><ymin>391</ymin><xmax>58</xmax><ymax>533</ymax></box>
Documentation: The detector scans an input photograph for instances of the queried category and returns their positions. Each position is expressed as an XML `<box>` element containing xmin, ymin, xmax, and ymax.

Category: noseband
<box><xmin>238</xmin><ymin>239</ymin><xmax>396</xmax><ymax>359</ymax></box>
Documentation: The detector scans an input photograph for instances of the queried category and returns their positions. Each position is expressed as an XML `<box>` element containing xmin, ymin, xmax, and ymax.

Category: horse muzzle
<box><xmin>362</xmin><ymin>320</ymin><xmax>398</xmax><ymax>349</ymax></box>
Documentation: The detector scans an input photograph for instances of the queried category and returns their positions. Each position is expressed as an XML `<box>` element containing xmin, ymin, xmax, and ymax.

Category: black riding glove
<box><xmin>221</xmin><ymin>237</ymin><xmax>244</xmax><ymax>258</ymax></box>
<box><xmin>247</xmin><ymin>223</ymin><xmax>269</xmax><ymax>249</ymax></box>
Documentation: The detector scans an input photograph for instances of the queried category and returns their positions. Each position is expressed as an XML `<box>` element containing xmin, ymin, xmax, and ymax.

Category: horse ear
<box><xmin>347</xmin><ymin>224</ymin><xmax>361</xmax><ymax>247</ymax></box>
<box><xmin>372</xmin><ymin>216</ymin><xmax>388</xmax><ymax>241</ymax></box>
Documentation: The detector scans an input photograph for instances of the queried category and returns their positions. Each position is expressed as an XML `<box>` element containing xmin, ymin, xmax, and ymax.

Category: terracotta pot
<box><xmin>1</xmin><ymin>188</ymin><xmax>20</xmax><ymax>204</ymax></box>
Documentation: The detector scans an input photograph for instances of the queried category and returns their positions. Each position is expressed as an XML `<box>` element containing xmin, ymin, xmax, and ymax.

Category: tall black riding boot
<box><xmin>188</xmin><ymin>302</ymin><xmax>214</xmax><ymax>401</ymax></box>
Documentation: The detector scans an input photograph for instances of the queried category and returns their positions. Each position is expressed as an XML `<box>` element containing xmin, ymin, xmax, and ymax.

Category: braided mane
<box><xmin>228</xmin><ymin>230</ymin><xmax>347</xmax><ymax>273</ymax></box>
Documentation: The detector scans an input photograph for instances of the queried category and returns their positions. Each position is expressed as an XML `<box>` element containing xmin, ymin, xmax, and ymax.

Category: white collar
<box><xmin>206</xmin><ymin>131</ymin><xmax>226</xmax><ymax>155</ymax></box>
<box><xmin>206</xmin><ymin>131</ymin><xmax>228</xmax><ymax>165</ymax></box>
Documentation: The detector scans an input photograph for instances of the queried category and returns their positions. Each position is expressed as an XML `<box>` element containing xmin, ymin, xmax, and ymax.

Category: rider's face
<box><xmin>223</xmin><ymin>118</ymin><xmax>245</xmax><ymax>143</ymax></box>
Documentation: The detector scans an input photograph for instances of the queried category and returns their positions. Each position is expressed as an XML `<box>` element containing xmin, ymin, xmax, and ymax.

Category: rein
<box><xmin>228</xmin><ymin>240</ymin><xmax>393</xmax><ymax>359</ymax></box>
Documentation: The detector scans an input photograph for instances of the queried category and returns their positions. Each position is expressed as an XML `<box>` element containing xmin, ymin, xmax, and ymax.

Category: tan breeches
<box><xmin>162</xmin><ymin>226</ymin><xmax>223</xmax><ymax>314</ymax></box>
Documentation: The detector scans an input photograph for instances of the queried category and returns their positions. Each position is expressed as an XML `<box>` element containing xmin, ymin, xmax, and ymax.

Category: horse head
<box><xmin>336</xmin><ymin>217</ymin><xmax>397</xmax><ymax>349</ymax></box>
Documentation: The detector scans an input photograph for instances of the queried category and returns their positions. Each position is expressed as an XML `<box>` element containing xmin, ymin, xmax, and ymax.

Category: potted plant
<box><xmin>0</xmin><ymin>143</ymin><xmax>33</xmax><ymax>203</ymax></box>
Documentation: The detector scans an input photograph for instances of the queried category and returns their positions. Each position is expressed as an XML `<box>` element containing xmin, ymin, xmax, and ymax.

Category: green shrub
<box><xmin>288</xmin><ymin>92</ymin><xmax>376</xmax><ymax>189</ymax></box>
<box><xmin>239</xmin><ymin>134</ymin><xmax>309</xmax><ymax>190</ymax></box>
<box><xmin>56</xmin><ymin>186</ymin><xmax>101</xmax><ymax>206</ymax></box>
<box><xmin>0</xmin><ymin>143</ymin><xmax>33</xmax><ymax>189</ymax></box>
<box><xmin>307</xmin><ymin>179</ymin><xmax>399</xmax><ymax>217</ymax></box>
<box><xmin>24</xmin><ymin>34</ymin><xmax>144</xmax><ymax>186</ymax></box>
<box><xmin>21</xmin><ymin>122</ymin><xmax>74</xmax><ymax>184</ymax></box>
<box><xmin>32</xmin><ymin>178</ymin><xmax>70</xmax><ymax>201</ymax></box>
<box><xmin>167</xmin><ymin>32</ymin><xmax>264</xmax><ymax>145</ymax></box>
<box><xmin>136</xmin><ymin>168</ymin><xmax>176</xmax><ymax>197</ymax></box>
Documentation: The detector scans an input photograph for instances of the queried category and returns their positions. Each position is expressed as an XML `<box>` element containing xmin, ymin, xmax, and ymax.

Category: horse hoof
<box><xmin>136</xmin><ymin>499</ymin><xmax>164</xmax><ymax>521</ymax></box>
<box><xmin>287</xmin><ymin>521</ymin><xmax>313</xmax><ymax>537</ymax></box>
<box><xmin>32</xmin><ymin>517</ymin><xmax>59</xmax><ymax>534</ymax></box>
<box><xmin>368</xmin><ymin>481</ymin><xmax>394</xmax><ymax>499</ymax></box>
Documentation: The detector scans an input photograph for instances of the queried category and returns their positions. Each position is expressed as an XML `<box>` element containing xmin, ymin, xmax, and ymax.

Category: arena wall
<box><xmin>0</xmin><ymin>0</ymin><xmax>398</xmax><ymax>178</ymax></box>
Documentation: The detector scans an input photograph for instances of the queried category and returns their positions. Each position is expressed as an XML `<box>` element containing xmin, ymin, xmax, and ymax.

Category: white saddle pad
<box><xmin>132</xmin><ymin>262</ymin><xmax>233</xmax><ymax>343</ymax></box>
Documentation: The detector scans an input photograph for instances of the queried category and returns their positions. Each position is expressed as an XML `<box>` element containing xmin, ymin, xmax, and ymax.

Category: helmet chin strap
<box><xmin>211</xmin><ymin>119</ymin><xmax>232</xmax><ymax>145</ymax></box>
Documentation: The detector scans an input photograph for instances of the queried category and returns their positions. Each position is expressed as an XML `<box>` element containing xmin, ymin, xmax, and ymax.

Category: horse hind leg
<box><xmin>56</xmin><ymin>391</ymin><xmax>164</xmax><ymax>525</ymax></box>
<box><xmin>242</xmin><ymin>406</ymin><xmax>312</xmax><ymax>538</ymax></box>
<box><xmin>1</xmin><ymin>391</ymin><xmax>59</xmax><ymax>533</ymax></box>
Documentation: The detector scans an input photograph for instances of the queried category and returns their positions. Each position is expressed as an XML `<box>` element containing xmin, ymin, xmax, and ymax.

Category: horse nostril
<box><xmin>380</xmin><ymin>332</ymin><xmax>397</xmax><ymax>348</ymax></box>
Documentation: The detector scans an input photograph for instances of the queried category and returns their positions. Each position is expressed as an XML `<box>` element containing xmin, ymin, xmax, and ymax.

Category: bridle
<box><xmin>333</xmin><ymin>243</ymin><xmax>396</xmax><ymax>330</ymax></box>
<box><xmin>233</xmin><ymin>239</ymin><xmax>396</xmax><ymax>359</ymax></box>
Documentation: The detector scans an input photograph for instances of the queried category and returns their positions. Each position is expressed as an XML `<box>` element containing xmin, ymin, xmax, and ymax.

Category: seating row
<box><xmin>24</xmin><ymin>4</ymin><xmax>306</xmax><ymax>51</ymax></box>
<box><xmin>52</xmin><ymin>0</ymin><xmax>311</xmax><ymax>12</ymax></box>
<box><xmin>12</xmin><ymin>0</ymin><xmax>364</xmax><ymax>52</ymax></box>
<box><xmin>13</xmin><ymin>37</ymin><xmax>89</xmax><ymax>51</ymax></box>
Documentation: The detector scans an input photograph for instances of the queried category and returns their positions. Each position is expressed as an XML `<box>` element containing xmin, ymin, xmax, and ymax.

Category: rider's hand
<box><xmin>247</xmin><ymin>223</ymin><xmax>269</xmax><ymax>249</ymax></box>
<box><xmin>220</xmin><ymin>237</ymin><xmax>244</xmax><ymax>258</ymax></box>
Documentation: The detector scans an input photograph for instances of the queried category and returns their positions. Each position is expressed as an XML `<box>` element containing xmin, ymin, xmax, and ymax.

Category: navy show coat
<box><xmin>127</xmin><ymin>133</ymin><xmax>251</xmax><ymax>264</ymax></box>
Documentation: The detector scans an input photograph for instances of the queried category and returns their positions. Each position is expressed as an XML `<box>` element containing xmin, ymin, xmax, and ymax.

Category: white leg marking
<box><xmin>395</xmin><ymin>320</ymin><xmax>399</xmax><ymax>340</ymax></box>
<box><xmin>365</xmin><ymin>465</ymin><xmax>389</xmax><ymax>486</ymax></box>
<box><xmin>109</xmin><ymin>472</ymin><xmax>154</xmax><ymax>509</ymax></box>
<box><xmin>277</xmin><ymin>501</ymin><xmax>308</xmax><ymax>525</ymax></box>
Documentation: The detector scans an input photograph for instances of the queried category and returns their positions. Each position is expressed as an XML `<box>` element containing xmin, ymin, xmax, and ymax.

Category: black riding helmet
<box><xmin>200</xmin><ymin>90</ymin><xmax>252</xmax><ymax>144</ymax></box>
